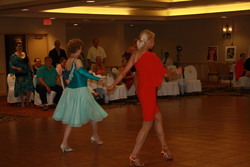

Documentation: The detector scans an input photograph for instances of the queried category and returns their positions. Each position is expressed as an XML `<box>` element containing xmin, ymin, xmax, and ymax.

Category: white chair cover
<box><xmin>127</xmin><ymin>84</ymin><xmax>136</xmax><ymax>96</ymax></box>
<box><xmin>33</xmin><ymin>75</ymin><xmax>56</xmax><ymax>106</ymax></box>
<box><xmin>184</xmin><ymin>65</ymin><xmax>202</xmax><ymax>93</ymax></box>
<box><xmin>232</xmin><ymin>64</ymin><xmax>250</xmax><ymax>88</ymax></box>
<box><xmin>167</xmin><ymin>65</ymin><xmax>177</xmax><ymax>71</ymax></box>
<box><xmin>60</xmin><ymin>75</ymin><xmax>65</xmax><ymax>90</ymax></box>
<box><xmin>157</xmin><ymin>79</ymin><xmax>180</xmax><ymax>96</ymax></box>
<box><xmin>166</xmin><ymin>65</ymin><xmax>184</xmax><ymax>95</ymax></box>
<box><xmin>7</xmin><ymin>74</ymin><xmax>21</xmax><ymax>103</ymax></box>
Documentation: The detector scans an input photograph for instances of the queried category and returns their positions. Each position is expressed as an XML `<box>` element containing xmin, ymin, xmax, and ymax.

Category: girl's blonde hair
<box><xmin>136</xmin><ymin>29</ymin><xmax>155</xmax><ymax>50</ymax></box>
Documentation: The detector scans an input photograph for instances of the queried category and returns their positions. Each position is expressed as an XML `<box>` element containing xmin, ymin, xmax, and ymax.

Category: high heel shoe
<box><xmin>161</xmin><ymin>146</ymin><xmax>173</xmax><ymax>160</ymax></box>
<box><xmin>129</xmin><ymin>154</ymin><xmax>144</xmax><ymax>167</ymax></box>
<box><xmin>90</xmin><ymin>136</ymin><xmax>103</xmax><ymax>145</ymax></box>
<box><xmin>60</xmin><ymin>144</ymin><xmax>73</xmax><ymax>152</ymax></box>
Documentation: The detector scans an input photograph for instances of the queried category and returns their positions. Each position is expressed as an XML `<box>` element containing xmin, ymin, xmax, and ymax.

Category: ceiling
<box><xmin>1</xmin><ymin>0</ymin><xmax>250</xmax><ymax>22</ymax></box>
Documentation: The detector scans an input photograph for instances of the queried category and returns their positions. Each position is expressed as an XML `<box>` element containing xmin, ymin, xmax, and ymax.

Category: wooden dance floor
<box><xmin>0</xmin><ymin>93</ymin><xmax>250</xmax><ymax>167</ymax></box>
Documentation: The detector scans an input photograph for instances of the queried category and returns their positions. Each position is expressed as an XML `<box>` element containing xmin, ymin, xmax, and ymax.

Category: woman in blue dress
<box><xmin>9</xmin><ymin>42</ymin><xmax>34</xmax><ymax>107</ymax></box>
<box><xmin>52</xmin><ymin>38</ymin><xmax>108</xmax><ymax>152</ymax></box>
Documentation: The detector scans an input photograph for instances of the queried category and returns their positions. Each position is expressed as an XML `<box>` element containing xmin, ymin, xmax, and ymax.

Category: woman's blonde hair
<box><xmin>66</xmin><ymin>38</ymin><xmax>84</xmax><ymax>56</ymax></box>
<box><xmin>136</xmin><ymin>29</ymin><xmax>155</xmax><ymax>50</ymax></box>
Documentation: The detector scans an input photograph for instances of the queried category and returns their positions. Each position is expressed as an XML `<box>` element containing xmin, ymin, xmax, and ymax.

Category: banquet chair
<box><xmin>60</xmin><ymin>75</ymin><xmax>65</xmax><ymax>90</ymax></box>
<box><xmin>111</xmin><ymin>67</ymin><xmax>119</xmax><ymax>78</ymax></box>
<box><xmin>207</xmin><ymin>62</ymin><xmax>219</xmax><ymax>83</ymax></box>
<box><xmin>127</xmin><ymin>84</ymin><xmax>136</xmax><ymax>96</ymax></box>
<box><xmin>217</xmin><ymin>62</ymin><xmax>233</xmax><ymax>88</ymax></box>
<box><xmin>232</xmin><ymin>64</ymin><xmax>250</xmax><ymax>89</ymax></box>
<box><xmin>157</xmin><ymin>78</ymin><xmax>180</xmax><ymax>96</ymax></box>
<box><xmin>33</xmin><ymin>75</ymin><xmax>56</xmax><ymax>106</ymax></box>
<box><xmin>7</xmin><ymin>73</ymin><xmax>21</xmax><ymax>103</ymax></box>
<box><xmin>183</xmin><ymin>65</ymin><xmax>202</xmax><ymax>93</ymax></box>
<box><xmin>167</xmin><ymin>65</ymin><xmax>184</xmax><ymax>95</ymax></box>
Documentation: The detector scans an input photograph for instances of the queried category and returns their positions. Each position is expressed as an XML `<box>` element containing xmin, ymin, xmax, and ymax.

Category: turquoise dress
<box><xmin>52</xmin><ymin>59</ymin><xmax>108</xmax><ymax>127</ymax></box>
<box><xmin>9</xmin><ymin>54</ymin><xmax>34</xmax><ymax>97</ymax></box>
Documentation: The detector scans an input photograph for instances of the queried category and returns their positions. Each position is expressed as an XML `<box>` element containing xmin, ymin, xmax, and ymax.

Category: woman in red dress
<box><xmin>108</xmin><ymin>29</ymin><xmax>177</xmax><ymax>166</ymax></box>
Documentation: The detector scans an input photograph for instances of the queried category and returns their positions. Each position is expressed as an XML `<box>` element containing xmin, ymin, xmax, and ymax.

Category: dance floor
<box><xmin>0</xmin><ymin>91</ymin><xmax>250</xmax><ymax>167</ymax></box>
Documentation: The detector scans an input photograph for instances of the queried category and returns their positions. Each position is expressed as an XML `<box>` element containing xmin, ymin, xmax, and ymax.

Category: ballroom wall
<box><xmin>1</xmin><ymin>15</ymin><xmax>250</xmax><ymax>95</ymax></box>
<box><xmin>0</xmin><ymin>18</ymin><xmax>67</xmax><ymax>95</ymax></box>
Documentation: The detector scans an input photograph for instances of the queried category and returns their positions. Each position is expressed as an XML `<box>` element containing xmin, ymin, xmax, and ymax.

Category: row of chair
<box><xmin>157</xmin><ymin>65</ymin><xmax>202</xmax><ymax>96</ymax></box>
<box><xmin>7</xmin><ymin>64</ymin><xmax>203</xmax><ymax>105</ymax></box>
<box><xmin>207</xmin><ymin>62</ymin><xmax>233</xmax><ymax>87</ymax></box>
<box><xmin>207</xmin><ymin>62</ymin><xmax>250</xmax><ymax>88</ymax></box>
<box><xmin>7</xmin><ymin>74</ymin><xmax>56</xmax><ymax>106</ymax></box>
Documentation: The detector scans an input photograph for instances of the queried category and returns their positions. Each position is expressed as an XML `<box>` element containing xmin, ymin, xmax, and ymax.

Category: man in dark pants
<box><xmin>48</xmin><ymin>40</ymin><xmax>67</xmax><ymax>67</ymax></box>
<box><xmin>36</xmin><ymin>56</ymin><xmax>63</xmax><ymax>110</ymax></box>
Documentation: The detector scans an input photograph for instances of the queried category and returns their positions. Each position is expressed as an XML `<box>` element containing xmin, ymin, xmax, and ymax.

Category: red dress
<box><xmin>134</xmin><ymin>52</ymin><xmax>167</xmax><ymax>121</ymax></box>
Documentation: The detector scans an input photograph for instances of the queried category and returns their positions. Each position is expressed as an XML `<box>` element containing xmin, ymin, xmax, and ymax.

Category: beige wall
<box><xmin>66</xmin><ymin>23</ymin><xmax>126</xmax><ymax>67</ymax></box>
<box><xmin>1</xmin><ymin>15</ymin><xmax>250</xmax><ymax>95</ymax></box>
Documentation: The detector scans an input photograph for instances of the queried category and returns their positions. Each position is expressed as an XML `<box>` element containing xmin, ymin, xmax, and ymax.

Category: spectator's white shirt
<box><xmin>87</xmin><ymin>46</ymin><xmax>107</xmax><ymax>63</ymax></box>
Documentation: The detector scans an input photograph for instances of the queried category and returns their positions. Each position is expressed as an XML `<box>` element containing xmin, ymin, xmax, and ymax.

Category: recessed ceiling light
<box><xmin>74</xmin><ymin>23</ymin><xmax>78</xmax><ymax>26</ymax></box>
<box><xmin>221</xmin><ymin>16</ymin><xmax>227</xmax><ymax>18</ymax></box>
<box><xmin>86</xmin><ymin>0</ymin><xmax>95</xmax><ymax>3</ymax></box>
<box><xmin>21</xmin><ymin>8</ymin><xmax>29</xmax><ymax>12</ymax></box>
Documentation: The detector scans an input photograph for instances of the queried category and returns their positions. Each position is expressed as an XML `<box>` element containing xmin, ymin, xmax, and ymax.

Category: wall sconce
<box><xmin>222</xmin><ymin>24</ymin><xmax>232</xmax><ymax>39</ymax></box>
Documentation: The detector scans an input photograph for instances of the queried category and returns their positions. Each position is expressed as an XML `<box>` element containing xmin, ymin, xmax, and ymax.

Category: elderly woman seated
<box><xmin>92</xmin><ymin>56</ymin><xmax>106</xmax><ymax>75</ymax></box>
<box><xmin>118</xmin><ymin>58</ymin><xmax>135</xmax><ymax>90</ymax></box>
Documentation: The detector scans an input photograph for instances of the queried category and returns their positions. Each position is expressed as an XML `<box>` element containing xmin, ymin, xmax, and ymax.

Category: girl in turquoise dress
<box><xmin>52</xmin><ymin>38</ymin><xmax>108</xmax><ymax>152</ymax></box>
<box><xmin>9</xmin><ymin>42</ymin><xmax>34</xmax><ymax>107</ymax></box>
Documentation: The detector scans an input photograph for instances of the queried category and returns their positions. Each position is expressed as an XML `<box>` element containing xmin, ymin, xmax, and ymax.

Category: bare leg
<box><xmin>20</xmin><ymin>93</ymin><xmax>24</xmax><ymax>107</ymax></box>
<box><xmin>129</xmin><ymin>121</ymin><xmax>153</xmax><ymax>166</ymax></box>
<box><xmin>90</xmin><ymin>122</ymin><xmax>103</xmax><ymax>144</ymax></box>
<box><xmin>154</xmin><ymin>112</ymin><xmax>167</xmax><ymax>146</ymax></box>
<box><xmin>154</xmin><ymin>112</ymin><xmax>173</xmax><ymax>160</ymax></box>
<box><xmin>26</xmin><ymin>91</ymin><xmax>32</xmax><ymax>105</ymax></box>
<box><xmin>61</xmin><ymin>125</ymin><xmax>72</xmax><ymax>146</ymax></box>
<box><xmin>132</xmin><ymin>121</ymin><xmax>153</xmax><ymax>155</ymax></box>
<box><xmin>91</xmin><ymin>122</ymin><xmax>98</xmax><ymax>138</ymax></box>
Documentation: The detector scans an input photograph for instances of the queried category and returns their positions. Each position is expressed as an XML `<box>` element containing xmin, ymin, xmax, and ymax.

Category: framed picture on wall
<box><xmin>225</xmin><ymin>46</ymin><xmax>236</xmax><ymax>61</ymax></box>
<box><xmin>207</xmin><ymin>46</ymin><xmax>218</xmax><ymax>61</ymax></box>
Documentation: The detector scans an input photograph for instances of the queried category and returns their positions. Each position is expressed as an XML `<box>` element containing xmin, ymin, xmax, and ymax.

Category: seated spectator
<box><xmin>244</xmin><ymin>57</ymin><xmax>250</xmax><ymax>77</ymax></box>
<box><xmin>33</xmin><ymin>58</ymin><xmax>42</xmax><ymax>75</ymax></box>
<box><xmin>92</xmin><ymin>56</ymin><xmax>106</xmax><ymax>75</ymax></box>
<box><xmin>36</xmin><ymin>56</ymin><xmax>63</xmax><ymax>110</ymax></box>
<box><xmin>235</xmin><ymin>53</ymin><xmax>246</xmax><ymax>81</ymax></box>
<box><xmin>56</xmin><ymin>57</ymin><xmax>67</xmax><ymax>76</ymax></box>
<box><xmin>118</xmin><ymin>58</ymin><xmax>134</xmax><ymax>90</ymax></box>
<box><xmin>162</xmin><ymin>51</ymin><xmax>174</xmax><ymax>68</ymax></box>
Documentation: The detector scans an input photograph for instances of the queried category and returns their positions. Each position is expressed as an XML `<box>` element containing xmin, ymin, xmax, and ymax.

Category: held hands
<box><xmin>99</xmin><ymin>78</ymin><xmax>106</xmax><ymax>85</ymax></box>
